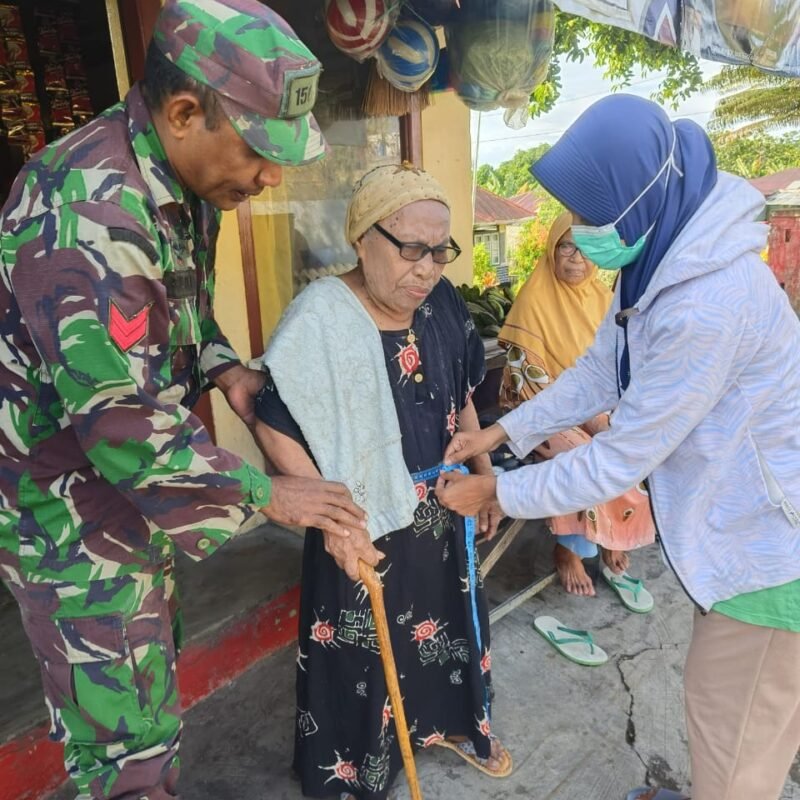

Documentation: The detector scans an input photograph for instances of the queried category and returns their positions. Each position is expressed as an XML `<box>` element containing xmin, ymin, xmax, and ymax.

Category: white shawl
<box><xmin>263</xmin><ymin>277</ymin><xmax>418</xmax><ymax>541</ymax></box>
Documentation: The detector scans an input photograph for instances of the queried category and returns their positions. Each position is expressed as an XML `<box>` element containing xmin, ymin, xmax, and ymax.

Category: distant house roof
<box><xmin>509</xmin><ymin>191</ymin><xmax>542</xmax><ymax>216</ymax></box>
<box><xmin>474</xmin><ymin>187</ymin><xmax>536</xmax><ymax>226</ymax></box>
<box><xmin>749</xmin><ymin>168</ymin><xmax>800</xmax><ymax>197</ymax></box>
<box><xmin>767</xmin><ymin>182</ymin><xmax>800</xmax><ymax>208</ymax></box>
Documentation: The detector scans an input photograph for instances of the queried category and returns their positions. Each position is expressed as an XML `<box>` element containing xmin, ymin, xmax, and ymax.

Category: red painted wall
<box><xmin>767</xmin><ymin>211</ymin><xmax>800</xmax><ymax>312</ymax></box>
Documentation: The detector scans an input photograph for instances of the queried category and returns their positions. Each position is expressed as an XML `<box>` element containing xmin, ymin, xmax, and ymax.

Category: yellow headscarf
<box><xmin>498</xmin><ymin>211</ymin><xmax>612</xmax><ymax>379</ymax></box>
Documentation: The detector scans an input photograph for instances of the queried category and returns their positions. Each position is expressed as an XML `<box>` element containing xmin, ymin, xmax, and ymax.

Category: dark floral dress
<box><xmin>255</xmin><ymin>278</ymin><xmax>491</xmax><ymax>800</ymax></box>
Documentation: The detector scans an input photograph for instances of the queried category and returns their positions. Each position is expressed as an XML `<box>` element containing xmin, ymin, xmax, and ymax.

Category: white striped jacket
<box><xmin>497</xmin><ymin>172</ymin><xmax>800</xmax><ymax>610</ymax></box>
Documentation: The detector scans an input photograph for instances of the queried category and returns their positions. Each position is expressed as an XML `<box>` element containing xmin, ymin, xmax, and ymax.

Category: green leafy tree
<box><xmin>493</xmin><ymin>144</ymin><xmax>552</xmax><ymax>197</ymax></box>
<box><xmin>711</xmin><ymin>131</ymin><xmax>800</xmax><ymax>178</ymax></box>
<box><xmin>476</xmin><ymin>144</ymin><xmax>552</xmax><ymax>198</ymax></box>
<box><xmin>704</xmin><ymin>66</ymin><xmax>800</xmax><ymax>138</ymax></box>
<box><xmin>509</xmin><ymin>195</ymin><xmax>565</xmax><ymax>287</ymax></box>
<box><xmin>476</xmin><ymin>164</ymin><xmax>503</xmax><ymax>195</ymax></box>
<box><xmin>472</xmin><ymin>242</ymin><xmax>497</xmax><ymax>288</ymax></box>
<box><xmin>529</xmin><ymin>12</ymin><xmax>704</xmax><ymax>118</ymax></box>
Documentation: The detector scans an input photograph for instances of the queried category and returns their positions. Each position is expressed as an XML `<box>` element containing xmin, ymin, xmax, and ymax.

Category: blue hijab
<box><xmin>530</xmin><ymin>94</ymin><xmax>717</xmax><ymax>391</ymax></box>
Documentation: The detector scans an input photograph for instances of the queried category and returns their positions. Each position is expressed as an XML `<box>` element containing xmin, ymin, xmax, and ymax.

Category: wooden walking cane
<box><xmin>358</xmin><ymin>560</ymin><xmax>424</xmax><ymax>800</ymax></box>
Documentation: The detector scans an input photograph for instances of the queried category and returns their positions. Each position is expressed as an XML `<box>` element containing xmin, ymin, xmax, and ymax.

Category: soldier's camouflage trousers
<box><xmin>6</xmin><ymin>561</ymin><xmax>183</xmax><ymax>799</ymax></box>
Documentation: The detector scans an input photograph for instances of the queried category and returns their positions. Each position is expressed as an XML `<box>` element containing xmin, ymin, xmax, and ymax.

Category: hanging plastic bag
<box><xmin>682</xmin><ymin>0</ymin><xmax>800</xmax><ymax>76</ymax></box>
<box><xmin>445</xmin><ymin>0</ymin><xmax>556</xmax><ymax>129</ymax></box>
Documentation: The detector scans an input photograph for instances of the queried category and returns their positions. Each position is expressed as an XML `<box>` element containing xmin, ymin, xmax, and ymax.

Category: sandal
<box><xmin>602</xmin><ymin>566</ymin><xmax>655</xmax><ymax>613</ymax></box>
<box><xmin>435</xmin><ymin>735</ymin><xmax>513</xmax><ymax>778</ymax></box>
<box><xmin>533</xmin><ymin>615</ymin><xmax>608</xmax><ymax>666</ymax></box>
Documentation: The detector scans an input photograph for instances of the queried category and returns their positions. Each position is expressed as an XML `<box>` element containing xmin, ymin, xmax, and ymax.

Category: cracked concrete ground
<box><xmin>45</xmin><ymin>520</ymin><xmax>800</xmax><ymax>799</ymax></box>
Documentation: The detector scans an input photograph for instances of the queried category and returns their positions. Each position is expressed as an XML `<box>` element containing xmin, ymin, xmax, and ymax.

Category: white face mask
<box><xmin>571</xmin><ymin>132</ymin><xmax>683</xmax><ymax>270</ymax></box>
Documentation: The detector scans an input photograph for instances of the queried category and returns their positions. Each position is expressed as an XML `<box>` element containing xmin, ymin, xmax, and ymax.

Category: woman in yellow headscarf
<box><xmin>498</xmin><ymin>212</ymin><xmax>655</xmax><ymax>599</ymax></box>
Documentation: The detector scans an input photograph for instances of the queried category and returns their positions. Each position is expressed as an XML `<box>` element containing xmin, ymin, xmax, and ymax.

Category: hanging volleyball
<box><xmin>375</xmin><ymin>17</ymin><xmax>440</xmax><ymax>92</ymax></box>
<box><xmin>324</xmin><ymin>0</ymin><xmax>398</xmax><ymax>62</ymax></box>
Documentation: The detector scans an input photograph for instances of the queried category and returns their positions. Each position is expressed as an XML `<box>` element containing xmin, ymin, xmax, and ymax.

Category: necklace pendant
<box><xmin>406</xmin><ymin>331</ymin><xmax>416</xmax><ymax>344</ymax></box>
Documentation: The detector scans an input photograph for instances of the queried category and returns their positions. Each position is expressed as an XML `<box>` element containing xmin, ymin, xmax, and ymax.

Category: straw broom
<box><xmin>363</xmin><ymin>60</ymin><xmax>431</xmax><ymax>117</ymax></box>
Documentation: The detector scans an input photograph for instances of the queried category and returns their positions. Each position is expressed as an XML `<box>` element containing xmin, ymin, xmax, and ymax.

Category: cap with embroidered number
<box><xmin>153</xmin><ymin>0</ymin><xmax>326</xmax><ymax>166</ymax></box>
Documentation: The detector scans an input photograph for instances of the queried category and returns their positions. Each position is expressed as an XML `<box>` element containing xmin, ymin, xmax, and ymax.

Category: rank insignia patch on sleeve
<box><xmin>108</xmin><ymin>299</ymin><xmax>151</xmax><ymax>351</ymax></box>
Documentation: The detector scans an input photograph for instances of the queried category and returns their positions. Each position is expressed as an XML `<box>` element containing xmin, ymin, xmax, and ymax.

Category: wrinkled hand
<box><xmin>478</xmin><ymin>499</ymin><xmax>504</xmax><ymax>541</ymax></box>
<box><xmin>262</xmin><ymin>475</ymin><xmax>367</xmax><ymax>539</ymax></box>
<box><xmin>444</xmin><ymin>423</ymin><xmax>508</xmax><ymax>466</ymax></box>
<box><xmin>215</xmin><ymin>364</ymin><xmax>266</xmax><ymax>427</ymax></box>
<box><xmin>435</xmin><ymin>470</ymin><xmax>498</xmax><ymax>518</ymax></box>
<box><xmin>323</xmin><ymin>527</ymin><xmax>384</xmax><ymax>581</ymax></box>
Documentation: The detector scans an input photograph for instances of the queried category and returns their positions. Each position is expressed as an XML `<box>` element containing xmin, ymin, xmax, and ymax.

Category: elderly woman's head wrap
<box><xmin>345</xmin><ymin>162</ymin><xmax>450</xmax><ymax>245</ymax></box>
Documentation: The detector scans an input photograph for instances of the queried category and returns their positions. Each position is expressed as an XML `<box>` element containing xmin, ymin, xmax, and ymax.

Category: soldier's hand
<box><xmin>322</xmin><ymin>527</ymin><xmax>383</xmax><ymax>581</ymax></box>
<box><xmin>215</xmin><ymin>364</ymin><xmax>266</xmax><ymax>427</ymax></box>
<box><xmin>262</xmin><ymin>476</ymin><xmax>368</xmax><ymax>538</ymax></box>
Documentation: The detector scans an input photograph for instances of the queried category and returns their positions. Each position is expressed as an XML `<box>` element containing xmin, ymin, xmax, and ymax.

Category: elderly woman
<box><xmin>498</xmin><ymin>212</ymin><xmax>654</xmax><ymax>601</ymax></box>
<box><xmin>253</xmin><ymin>164</ymin><xmax>511</xmax><ymax>800</ymax></box>
<box><xmin>436</xmin><ymin>95</ymin><xmax>800</xmax><ymax>800</ymax></box>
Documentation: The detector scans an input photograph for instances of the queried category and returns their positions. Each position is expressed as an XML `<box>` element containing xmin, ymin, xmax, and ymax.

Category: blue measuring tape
<box><xmin>411</xmin><ymin>462</ymin><xmax>483</xmax><ymax>656</ymax></box>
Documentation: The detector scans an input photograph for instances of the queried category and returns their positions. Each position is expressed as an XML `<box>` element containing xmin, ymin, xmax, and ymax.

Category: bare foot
<box><xmin>446</xmin><ymin>736</ymin><xmax>510</xmax><ymax>774</ymax></box>
<box><xmin>554</xmin><ymin>543</ymin><xmax>595</xmax><ymax>596</ymax></box>
<box><xmin>488</xmin><ymin>737</ymin><xmax>511</xmax><ymax>773</ymax></box>
<box><xmin>602</xmin><ymin>547</ymin><xmax>629</xmax><ymax>574</ymax></box>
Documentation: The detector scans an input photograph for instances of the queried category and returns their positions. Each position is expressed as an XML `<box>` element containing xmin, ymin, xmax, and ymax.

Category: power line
<box><xmin>477</xmin><ymin>107</ymin><xmax>718</xmax><ymax>146</ymax></box>
<box><xmin>474</xmin><ymin>75</ymin><xmax>670</xmax><ymax>119</ymax></box>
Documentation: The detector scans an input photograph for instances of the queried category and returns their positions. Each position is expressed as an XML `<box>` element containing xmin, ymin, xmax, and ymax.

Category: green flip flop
<box><xmin>533</xmin><ymin>615</ymin><xmax>608</xmax><ymax>666</ymax></box>
<box><xmin>602</xmin><ymin>566</ymin><xmax>655</xmax><ymax>613</ymax></box>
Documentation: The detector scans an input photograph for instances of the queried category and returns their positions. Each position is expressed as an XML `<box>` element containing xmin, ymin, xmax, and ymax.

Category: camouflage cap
<box><xmin>153</xmin><ymin>0</ymin><xmax>326</xmax><ymax>166</ymax></box>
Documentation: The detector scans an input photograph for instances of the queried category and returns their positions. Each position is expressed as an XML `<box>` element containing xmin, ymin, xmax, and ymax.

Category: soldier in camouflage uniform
<box><xmin>0</xmin><ymin>1</ymin><xmax>373</xmax><ymax>798</ymax></box>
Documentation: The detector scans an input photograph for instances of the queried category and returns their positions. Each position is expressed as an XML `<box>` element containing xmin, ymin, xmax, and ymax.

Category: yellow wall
<box><xmin>421</xmin><ymin>91</ymin><xmax>474</xmax><ymax>287</ymax></box>
<box><xmin>209</xmin><ymin>210</ymin><xmax>266</xmax><ymax>471</ymax></box>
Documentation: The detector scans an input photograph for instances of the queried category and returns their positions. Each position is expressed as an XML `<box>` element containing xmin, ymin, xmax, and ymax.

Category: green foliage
<box><xmin>457</xmin><ymin>283</ymin><xmax>516</xmax><ymax>338</ymax></box>
<box><xmin>475</xmin><ymin>164</ymin><xmax>502</xmax><ymax>195</ymax></box>
<box><xmin>472</xmin><ymin>242</ymin><xmax>496</xmax><ymax>288</ymax></box>
<box><xmin>509</xmin><ymin>195</ymin><xmax>565</xmax><ymax>288</ymax></box>
<box><xmin>475</xmin><ymin>144</ymin><xmax>552</xmax><ymax>198</ymax></box>
<box><xmin>711</xmin><ymin>131</ymin><xmax>800</xmax><ymax>178</ymax></box>
<box><xmin>529</xmin><ymin>12</ymin><xmax>704</xmax><ymax>118</ymax></box>
<box><xmin>704</xmin><ymin>66</ymin><xmax>800</xmax><ymax>138</ymax></box>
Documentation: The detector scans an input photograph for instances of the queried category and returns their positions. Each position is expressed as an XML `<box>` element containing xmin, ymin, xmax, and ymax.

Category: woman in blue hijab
<box><xmin>436</xmin><ymin>95</ymin><xmax>800</xmax><ymax>800</ymax></box>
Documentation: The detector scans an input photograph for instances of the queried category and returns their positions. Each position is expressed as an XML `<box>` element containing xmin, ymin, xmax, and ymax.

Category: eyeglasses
<box><xmin>557</xmin><ymin>241</ymin><xmax>584</xmax><ymax>258</ymax></box>
<box><xmin>373</xmin><ymin>223</ymin><xmax>462</xmax><ymax>264</ymax></box>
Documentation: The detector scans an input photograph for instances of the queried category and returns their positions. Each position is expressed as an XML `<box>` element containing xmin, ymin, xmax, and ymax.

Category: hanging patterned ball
<box><xmin>375</xmin><ymin>17</ymin><xmax>440</xmax><ymax>92</ymax></box>
<box><xmin>324</xmin><ymin>0</ymin><xmax>398</xmax><ymax>62</ymax></box>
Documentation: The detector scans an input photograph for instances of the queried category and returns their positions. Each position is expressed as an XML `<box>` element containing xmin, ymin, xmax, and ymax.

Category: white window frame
<box><xmin>474</xmin><ymin>231</ymin><xmax>501</xmax><ymax>266</ymax></box>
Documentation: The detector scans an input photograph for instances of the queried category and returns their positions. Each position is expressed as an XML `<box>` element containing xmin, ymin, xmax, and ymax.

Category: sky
<box><xmin>472</xmin><ymin>57</ymin><xmax>725</xmax><ymax>168</ymax></box>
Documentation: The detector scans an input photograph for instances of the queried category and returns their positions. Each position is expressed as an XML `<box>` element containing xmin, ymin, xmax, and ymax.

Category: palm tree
<box><xmin>705</xmin><ymin>66</ymin><xmax>800</xmax><ymax>139</ymax></box>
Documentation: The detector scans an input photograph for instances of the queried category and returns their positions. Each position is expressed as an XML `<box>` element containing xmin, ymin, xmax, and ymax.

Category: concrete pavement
<box><xmin>52</xmin><ymin>521</ymin><xmax>797</xmax><ymax>799</ymax></box>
